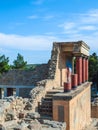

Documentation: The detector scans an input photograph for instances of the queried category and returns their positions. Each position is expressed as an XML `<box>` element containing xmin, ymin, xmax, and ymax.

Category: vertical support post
<box><xmin>72</xmin><ymin>57</ymin><xmax>75</xmax><ymax>74</ymax></box>
<box><xmin>0</xmin><ymin>88</ymin><xmax>2</xmax><ymax>99</ymax></box>
<box><xmin>85</xmin><ymin>58</ymin><xmax>88</xmax><ymax>81</ymax></box>
<box><xmin>82</xmin><ymin>57</ymin><xmax>86</xmax><ymax>83</ymax></box>
<box><xmin>4</xmin><ymin>88</ymin><xmax>7</xmax><ymax>97</ymax></box>
<box><xmin>16</xmin><ymin>88</ymin><xmax>19</xmax><ymax>96</ymax></box>
<box><xmin>71</xmin><ymin>74</ymin><xmax>78</xmax><ymax>89</ymax></box>
<box><xmin>76</xmin><ymin>56</ymin><xmax>82</xmax><ymax>85</ymax></box>
<box><xmin>1</xmin><ymin>88</ymin><xmax>4</xmax><ymax>99</ymax></box>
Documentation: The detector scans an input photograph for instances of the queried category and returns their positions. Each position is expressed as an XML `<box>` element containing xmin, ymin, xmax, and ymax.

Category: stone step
<box><xmin>44</xmin><ymin>97</ymin><xmax>52</xmax><ymax>101</ymax></box>
<box><xmin>45</xmin><ymin>94</ymin><xmax>54</xmax><ymax>98</ymax></box>
<box><xmin>40</xmin><ymin>112</ymin><xmax>52</xmax><ymax>116</ymax></box>
<box><xmin>39</xmin><ymin>115</ymin><xmax>52</xmax><ymax>120</ymax></box>
<box><xmin>46</xmin><ymin>90</ymin><xmax>62</xmax><ymax>94</ymax></box>
<box><xmin>39</xmin><ymin>108</ymin><xmax>52</xmax><ymax>114</ymax></box>
<box><xmin>38</xmin><ymin>96</ymin><xmax>53</xmax><ymax>117</ymax></box>
<box><xmin>38</xmin><ymin>89</ymin><xmax>62</xmax><ymax>118</ymax></box>
<box><xmin>41</xmin><ymin>100</ymin><xmax>52</xmax><ymax>104</ymax></box>
<box><xmin>40</xmin><ymin>105</ymin><xmax>52</xmax><ymax>110</ymax></box>
<box><xmin>39</xmin><ymin>99</ymin><xmax>52</xmax><ymax>106</ymax></box>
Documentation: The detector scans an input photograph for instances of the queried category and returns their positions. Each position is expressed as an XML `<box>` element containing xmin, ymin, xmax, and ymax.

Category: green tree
<box><xmin>12</xmin><ymin>53</ymin><xmax>27</xmax><ymax>69</ymax></box>
<box><xmin>0</xmin><ymin>55</ymin><xmax>10</xmax><ymax>74</ymax></box>
<box><xmin>89</xmin><ymin>52</ymin><xmax>98</xmax><ymax>81</ymax></box>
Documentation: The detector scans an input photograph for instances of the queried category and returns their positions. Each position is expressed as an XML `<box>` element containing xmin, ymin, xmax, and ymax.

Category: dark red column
<box><xmin>85</xmin><ymin>58</ymin><xmax>88</xmax><ymax>81</ymax></box>
<box><xmin>82</xmin><ymin>58</ymin><xmax>86</xmax><ymax>83</ymax></box>
<box><xmin>76</xmin><ymin>57</ymin><xmax>82</xmax><ymax>85</ymax></box>
<box><xmin>64</xmin><ymin>82</ymin><xmax>71</xmax><ymax>92</ymax></box>
<box><xmin>71</xmin><ymin>74</ymin><xmax>78</xmax><ymax>89</ymax></box>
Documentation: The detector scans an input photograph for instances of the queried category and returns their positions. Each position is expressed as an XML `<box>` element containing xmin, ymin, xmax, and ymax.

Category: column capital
<box><xmin>76</xmin><ymin>56</ymin><xmax>82</xmax><ymax>59</ymax></box>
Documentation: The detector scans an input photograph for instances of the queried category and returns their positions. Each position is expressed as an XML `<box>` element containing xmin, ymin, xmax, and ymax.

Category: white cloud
<box><xmin>79</xmin><ymin>25</ymin><xmax>97</xmax><ymax>31</ymax></box>
<box><xmin>28</xmin><ymin>14</ymin><xmax>54</xmax><ymax>21</ymax></box>
<box><xmin>55</xmin><ymin>9</ymin><xmax>98</xmax><ymax>55</ymax></box>
<box><xmin>58</xmin><ymin>9</ymin><xmax>98</xmax><ymax>37</ymax></box>
<box><xmin>1</xmin><ymin>9</ymin><xmax>98</xmax><ymax>56</ymax></box>
<box><xmin>59</xmin><ymin>22</ymin><xmax>75</xmax><ymax>30</ymax></box>
<box><xmin>0</xmin><ymin>33</ymin><xmax>59</xmax><ymax>51</ymax></box>
<box><xmin>80</xmin><ymin>9</ymin><xmax>98</xmax><ymax>24</ymax></box>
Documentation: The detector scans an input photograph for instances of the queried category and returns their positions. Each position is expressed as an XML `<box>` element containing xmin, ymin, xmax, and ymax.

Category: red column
<box><xmin>71</xmin><ymin>74</ymin><xmax>78</xmax><ymax>89</ymax></box>
<box><xmin>82</xmin><ymin>58</ymin><xmax>86</xmax><ymax>83</ymax></box>
<box><xmin>76</xmin><ymin>57</ymin><xmax>82</xmax><ymax>85</ymax></box>
<box><xmin>85</xmin><ymin>58</ymin><xmax>88</xmax><ymax>81</ymax></box>
<box><xmin>64</xmin><ymin>82</ymin><xmax>71</xmax><ymax>92</ymax></box>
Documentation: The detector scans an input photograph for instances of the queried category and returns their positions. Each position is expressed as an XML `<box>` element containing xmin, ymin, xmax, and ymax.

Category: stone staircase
<box><xmin>38</xmin><ymin>89</ymin><xmax>63</xmax><ymax>118</ymax></box>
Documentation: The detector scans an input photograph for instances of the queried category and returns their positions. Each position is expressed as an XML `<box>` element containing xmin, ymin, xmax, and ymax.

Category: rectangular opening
<box><xmin>58</xmin><ymin>105</ymin><xmax>64</xmax><ymax>122</ymax></box>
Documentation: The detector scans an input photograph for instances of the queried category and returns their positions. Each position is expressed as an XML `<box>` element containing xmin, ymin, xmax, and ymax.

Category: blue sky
<box><xmin>0</xmin><ymin>0</ymin><xmax>98</xmax><ymax>64</ymax></box>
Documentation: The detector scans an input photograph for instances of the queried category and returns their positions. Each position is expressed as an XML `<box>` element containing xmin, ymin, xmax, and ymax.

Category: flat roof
<box><xmin>53</xmin><ymin>40</ymin><xmax>90</xmax><ymax>50</ymax></box>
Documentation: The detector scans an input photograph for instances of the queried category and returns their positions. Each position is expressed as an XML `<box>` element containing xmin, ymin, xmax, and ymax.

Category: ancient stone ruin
<box><xmin>0</xmin><ymin>96</ymin><xmax>66</xmax><ymax>130</ymax></box>
<box><xmin>0</xmin><ymin>41</ymin><xmax>93</xmax><ymax>130</ymax></box>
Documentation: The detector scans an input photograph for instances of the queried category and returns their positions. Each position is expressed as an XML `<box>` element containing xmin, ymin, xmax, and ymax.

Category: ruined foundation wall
<box><xmin>47</xmin><ymin>43</ymin><xmax>67</xmax><ymax>88</ymax></box>
<box><xmin>53</xmin><ymin>83</ymin><xmax>91</xmax><ymax>130</ymax></box>
<box><xmin>69</xmin><ymin>84</ymin><xmax>91</xmax><ymax>130</ymax></box>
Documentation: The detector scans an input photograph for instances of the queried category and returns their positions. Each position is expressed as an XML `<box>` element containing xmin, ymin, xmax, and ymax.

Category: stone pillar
<box><xmin>16</xmin><ymin>88</ymin><xmax>19</xmax><ymax>96</ymax></box>
<box><xmin>82</xmin><ymin>58</ymin><xmax>86</xmax><ymax>83</ymax></box>
<box><xmin>85</xmin><ymin>58</ymin><xmax>88</xmax><ymax>81</ymax></box>
<box><xmin>64</xmin><ymin>82</ymin><xmax>71</xmax><ymax>92</ymax></box>
<box><xmin>0</xmin><ymin>88</ymin><xmax>2</xmax><ymax>99</ymax></box>
<box><xmin>1</xmin><ymin>88</ymin><xmax>4</xmax><ymax>99</ymax></box>
<box><xmin>76</xmin><ymin>57</ymin><xmax>82</xmax><ymax>85</ymax></box>
<box><xmin>4</xmin><ymin>88</ymin><xmax>7</xmax><ymax>97</ymax></box>
<box><xmin>72</xmin><ymin>57</ymin><xmax>75</xmax><ymax>74</ymax></box>
<box><xmin>71</xmin><ymin>74</ymin><xmax>78</xmax><ymax>89</ymax></box>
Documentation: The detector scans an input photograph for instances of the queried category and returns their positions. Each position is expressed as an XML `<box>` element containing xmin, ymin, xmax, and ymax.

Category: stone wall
<box><xmin>53</xmin><ymin>83</ymin><xmax>91</xmax><ymax>130</ymax></box>
<box><xmin>47</xmin><ymin>43</ymin><xmax>64</xmax><ymax>88</ymax></box>
<box><xmin>0</xmin><ymin>43</ymin><xmax>66</xmax><ymax>94</ymax></box>
<box><xmin>0</xmin><ymin>64</ymin><xmax>49</xmax><ymax>86</ymax></box>
<box><xmin>47</xmin><ymin>42</ymin><xmax>68</xmax><ymax>87</ymax></box>
<box><xmin>48</xmin><ymin>43</ymin><xmax>59</xmax><ymax>79</ymax></box>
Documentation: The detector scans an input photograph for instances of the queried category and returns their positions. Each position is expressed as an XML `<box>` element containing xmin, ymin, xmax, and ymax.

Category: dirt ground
<box><xmin>83</xmin><ymin>118</ymin><xmax>98</xmax><ymax>130</ymax></box>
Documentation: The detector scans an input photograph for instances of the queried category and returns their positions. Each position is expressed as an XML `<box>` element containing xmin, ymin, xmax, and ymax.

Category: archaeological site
<box><xmin>0</xmin><ymin>41</ymin><xmax>98</xmax><ymax>130</ymax></box>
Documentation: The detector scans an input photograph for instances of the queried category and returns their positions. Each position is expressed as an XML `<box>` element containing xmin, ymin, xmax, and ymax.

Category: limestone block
<box><xmin>0</xmin><ymin>124</ymin><xmax>6</xmax><ymax>130</ymax></box>
<box><xmin>28</xmin><ymin>119</ymin><xmax>42</xmax><ymax>130</ymax></box>
<box><xmin>43</xmin><ymin>120</ymin><xmax>66</xmax><ymax>130</ymax></box>
<box><xmin>26</xmin><ymin>112</ymin><xmax>40</xmax><ymax>119</ymax></box>
<box><xmin>24</xmin><ymin>102</ymin><xmax>33</xmax><ymax>110</ymax></box>
<box><xmin>0</xmin><ymin>111</ymin><xmax>5</xmax><ymax>123</ymax></box>
<box><xmin>5</xmin><ymin>110</ymin><xmax>15</xmax><ymax>121</ymax></box>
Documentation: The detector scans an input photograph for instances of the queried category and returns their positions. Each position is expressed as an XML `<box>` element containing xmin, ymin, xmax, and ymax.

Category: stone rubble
<box><xmin>91</xmin><ymin>97</ymin><xmax>98</xmax><ymax>106</ymax></box>
<box><xmin>0</xmin><ymin>96</ymin><xmax>66</xmax><ymax>130</ymax></box>
<box><xmin>29</xmin><ymin>86</ymin><xmax>46</xmax><ymax>112</ymax></box>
